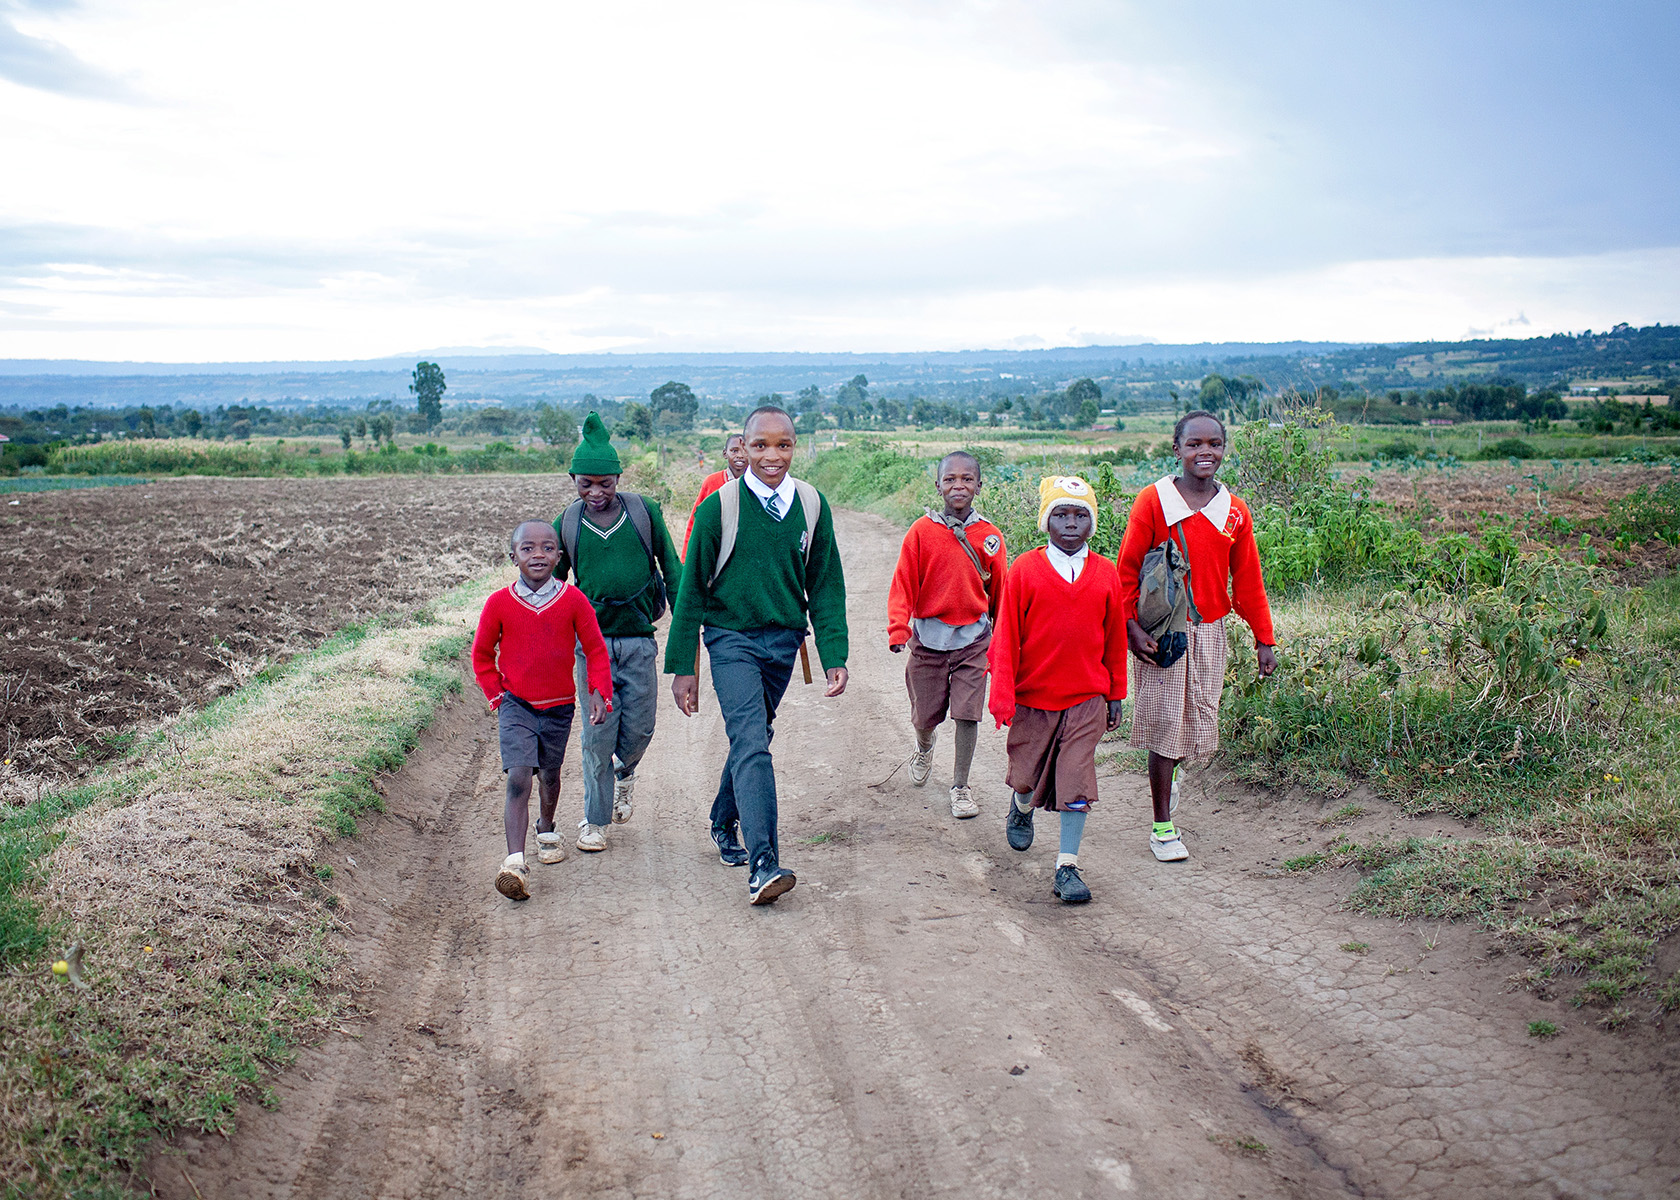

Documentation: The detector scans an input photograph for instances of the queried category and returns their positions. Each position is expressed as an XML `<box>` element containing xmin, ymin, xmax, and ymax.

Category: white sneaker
<box><xmin>496</xmin><ymin>854</ymin><xmax>530</xmax><ymax>900</ymax></box>
<box><xmin>576</xmin><ymin>823</ymin><xmax>608</xmax><ymax>853</ymax></box>
<box><xmin>612</xmin><ymin>777</ymin><xmax>635</xmax><ymax>824</ymax></box>
<box><xmin>909</xmin><ymin>748</ymin><xmax>933</xmax><ymax>787</ymax></box>
<box><xmin>949</xmin><ymin>786</ymin><xmax>979</xmax><ymax>819</ymax></box>
<box><xmin>536</xmin><ymin>830</ymin><xmax>566</xmax><ymax>864</ymax></box>
<box><xmin>1149</xmin><ymin>830</ymin><xmax>1189</xmax><ymax>862</ymax></box>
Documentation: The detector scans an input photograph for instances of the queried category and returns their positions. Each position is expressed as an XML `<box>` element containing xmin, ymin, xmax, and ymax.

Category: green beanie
<box><xmin>569</xmin><ymin>412</ymin><xmax>621</xmax><ymax>475</ymax></box>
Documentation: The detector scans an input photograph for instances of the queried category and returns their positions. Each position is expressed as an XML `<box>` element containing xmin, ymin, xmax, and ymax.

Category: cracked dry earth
<box><xmin>149</xmin><ymin>510</ymin><xmax>1679</xmax><ymax>1200</ymax></box>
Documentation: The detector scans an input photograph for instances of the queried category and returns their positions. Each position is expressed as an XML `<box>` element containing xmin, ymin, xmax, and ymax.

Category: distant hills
<box><xmin>1</xmin><ymin>327</ymin><xmax>1674</xmax><ymax>410</ymax></box>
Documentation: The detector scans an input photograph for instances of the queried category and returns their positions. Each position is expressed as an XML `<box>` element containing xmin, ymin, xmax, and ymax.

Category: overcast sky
<box><xmin>1</xmin><ymin>0</ymin><xmax>1676</xmax><ymax>361</ymax></box>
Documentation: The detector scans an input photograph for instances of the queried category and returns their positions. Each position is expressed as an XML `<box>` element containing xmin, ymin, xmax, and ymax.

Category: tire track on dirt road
<box><xmin>149</xmin><ymin>509</ymin><xmax>1679</xmax><ymax>1199</ymax></box>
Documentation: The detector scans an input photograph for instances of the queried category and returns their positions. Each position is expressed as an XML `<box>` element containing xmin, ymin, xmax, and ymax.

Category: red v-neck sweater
<box><xmin>1114</xmin><ymin>486</ymin><xmax>1276</xmax><ymax>645</ymax></box>
<box><xmin>987</xmin><ymin>548</ymin><xmax>1128</xmax><ymax>722</ymax></box>
<box><xmin>472</xmin><ymin>582</ymin><xmax>613</xmax><ymax>710</ymax></box>
<box><xmin>886</xmin><ymin>514</ymin><xmax>1009</xmax><ymax>646</ymax></box>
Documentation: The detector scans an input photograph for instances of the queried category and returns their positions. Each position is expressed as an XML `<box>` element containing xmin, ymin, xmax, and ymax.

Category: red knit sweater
<box><xmin>1115</xmin><ymin>482</ymin><xmax>1276</xmax><ymax>645</ymax></box>
<box><xmin>987</xmin><ymin>548</ymin><xmax>1128</xmax><ymax>724</ymax></box>
<box><xmin>886</xmin><ymin>514</ymin><xmax>1009</xmax><ymax>646</ymax></box>
<box><xmin>472</xmin><ymin>582</ymin><xmax>614</xmax><ymax>710</ymax></box>
<box><xmin>681</xmin><ymin>469</ymin><xmax>732</xmax><ymax>561</ymax></box>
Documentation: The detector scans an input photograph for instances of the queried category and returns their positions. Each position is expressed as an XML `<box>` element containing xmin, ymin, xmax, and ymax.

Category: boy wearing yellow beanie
<box><xmin>986</xmin><ymin>476</ymin><xmax>1129</xmax><ymax>904</ymax></box>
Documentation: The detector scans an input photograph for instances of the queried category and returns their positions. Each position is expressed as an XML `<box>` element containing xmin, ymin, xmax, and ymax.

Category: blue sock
<box><xmin>1058</xmin><ymin>809</ymin><xmax>1088</xmax><ymax>863</ymax></box>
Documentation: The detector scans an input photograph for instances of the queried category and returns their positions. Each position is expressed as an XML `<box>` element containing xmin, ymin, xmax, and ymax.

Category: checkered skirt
<box><xmin>1128</xmin><ymin>617</ymin><xmax>1227</xmax><ymax>760</ymax></box>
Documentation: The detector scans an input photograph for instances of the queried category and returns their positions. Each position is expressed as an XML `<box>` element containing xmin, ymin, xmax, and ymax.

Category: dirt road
<box><xmin>150</xmin><ymin>510</ymin><xmax>1679</xmax><ymax>1199</ymax></box>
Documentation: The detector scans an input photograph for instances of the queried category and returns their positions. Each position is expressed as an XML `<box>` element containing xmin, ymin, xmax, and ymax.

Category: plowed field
<box><xmin>0</xmin><ymin>475</ymin><xmax>573</xmax><ymax>782</ymax></box>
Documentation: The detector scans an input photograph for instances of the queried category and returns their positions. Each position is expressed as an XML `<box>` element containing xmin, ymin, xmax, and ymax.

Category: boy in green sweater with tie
<box><xmin>555</xmin><ymin>412</ymin><xmax>682</xmax><ymax>853</ymax></box>
<box><xmin>666</xmin><ymin>406</ymin><xmax>849</xmax><ymax>906</ymax></box>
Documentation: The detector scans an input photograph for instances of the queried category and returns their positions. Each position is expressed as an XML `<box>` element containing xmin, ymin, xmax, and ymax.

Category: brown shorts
<box><xmin>906</xmin><ymin>633</ymin><xmax>991</xmax><ymax>728</ymax></box>
<box><xmin>1004</xmin><ymin>695</ymin><xmax>1106</xmax><ymax>812</ymax></box>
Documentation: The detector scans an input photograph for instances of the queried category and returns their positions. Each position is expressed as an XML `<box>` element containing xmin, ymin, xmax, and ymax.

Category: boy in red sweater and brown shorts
<box><xmin>472</xmin><ymin>520</ymin><xmax>613</xmax><ymax>901</ymax></box>
<box><xmin>887</xmin><ymin>451</ymin><xmax>1008</xmax><ymax>819</ymax></box>
<box><xmin>988</xmin><ymin>477</ymin><xmax>1128</xmax><ymax>905</ymax></box>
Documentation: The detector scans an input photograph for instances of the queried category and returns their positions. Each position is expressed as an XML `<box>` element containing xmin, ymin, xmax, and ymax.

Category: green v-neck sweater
<box><xmin>553</xmin><ymin>496</ymin><xmax>682</xmax><ymax>639</ymax></box>
<box><xmin>664</xmin><ymin>477</ymin><xmax>849</xmax><ymax>675</ymax></box>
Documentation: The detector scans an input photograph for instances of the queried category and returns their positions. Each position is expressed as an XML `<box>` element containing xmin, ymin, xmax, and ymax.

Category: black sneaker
<box><xmin>711</xmin><ymin>822</ymin><xmax>749</xmax><ymax>867</ymax></box>
<box><xmin>748</xmin><ymin>859</ymin><xmax>797</xmax><ymax>906</ymax></box>
<box><xmin>1053</xmin><ymin>864</ymin><xmax>1091</xmax><ymax>904</ymax></box>
<box><xmin>1006</xmin><ymin>802</ymin><xmax>1035</xmax><ymax>851</ymax></box>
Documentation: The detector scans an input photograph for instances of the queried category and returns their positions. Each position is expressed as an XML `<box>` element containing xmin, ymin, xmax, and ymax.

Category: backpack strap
<box><xmin>559</xmin><ymin>500</ymin><xmax>584</xmax><ymax>579</ymax></box>
<box><xmin>709</xmin><ymin>477</ymin><xmax>742</xmax><ymax>589</ymax></box>
<box><xmin>618</xmin><ymin>492</ymin><xmax>657</xmax><ymax>575</ymax></box>
<box><xmin>708</xmin><ymin>476</ymin><xmax>821</xmax><ymax>589</ymax></box>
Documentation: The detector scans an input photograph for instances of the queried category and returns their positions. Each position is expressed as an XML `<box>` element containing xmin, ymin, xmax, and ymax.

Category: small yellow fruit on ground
<box><xmin>52</xmin><ymin>960</ymin><xmax>69</xmax><ymax>975</ymax></box>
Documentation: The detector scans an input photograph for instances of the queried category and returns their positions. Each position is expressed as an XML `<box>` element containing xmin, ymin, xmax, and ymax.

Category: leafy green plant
<box><xmin>1527</xmin><ymin>1019</ymin><xmax>1559</xmax><ymax>1038</ymax></box>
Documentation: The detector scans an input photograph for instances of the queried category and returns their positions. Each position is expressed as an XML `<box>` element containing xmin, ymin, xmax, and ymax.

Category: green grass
<box><xmin>0</xmin><ymin>475</ymin><xmax>150</xmax><ymax>493</ymax></box>
<box><xmin>1527</xmin><ymin>1019</ymin><xmax>1560</xmax><ymax>1038</ymax></box>
<box><xmin>1340</xmin><ymin>941</ymin><xmax>1370</xmax><ymax>955</ymax></box>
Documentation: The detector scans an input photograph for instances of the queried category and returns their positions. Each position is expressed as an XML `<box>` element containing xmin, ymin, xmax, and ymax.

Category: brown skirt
<box><xmin>1129</xmin><ymin>617</ymin><xmax>1227</xmax><ymax>760</ymax></box>
<box><xmin>1004</xmin><ymin>695</ymin><xmax>1107</xmax><ymax>812</ymax></box>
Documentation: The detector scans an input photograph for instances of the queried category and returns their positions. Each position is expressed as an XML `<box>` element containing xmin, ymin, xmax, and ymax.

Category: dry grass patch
<box><xmin>0</xmin><ymin>573</ymin><xmax>502</xmax><ymax>1199</ymax></box>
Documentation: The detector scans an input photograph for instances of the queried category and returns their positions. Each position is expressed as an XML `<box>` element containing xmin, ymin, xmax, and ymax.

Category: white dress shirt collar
<box><xmin>1043</xmin><ymin>541</ymin><xmax>1089</xmax><ymax>583</ymax></box>
<box><xmin>1154</xmin><ymin>476</ymin><xmax>1231</xmax><ymax>531</ymax></box>
<box><xmin>741</xmin><ymin>468</ymin><xmax>797</xmax><ymax>518</ymax></box>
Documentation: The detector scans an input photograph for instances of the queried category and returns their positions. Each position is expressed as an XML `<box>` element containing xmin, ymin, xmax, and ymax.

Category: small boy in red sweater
<box><xmin>988</xmin><ymin>477</ymin><xmax>1128</xmax><ymax>905</ymax></box>
<box><xmin>472</xmin><ymin>520</ymin><xmax>613</xmax><ymax>902</ymax></box>
<box><xmin>887</xmin><ymin>451</ymin><xmax>1008</xmax><ymax>818</ymax></box>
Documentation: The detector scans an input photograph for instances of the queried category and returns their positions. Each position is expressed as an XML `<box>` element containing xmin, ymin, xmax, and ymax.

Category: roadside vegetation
<box><xmin>0</xmin><ymin>581</ymin><xmax>496</xmax><ymax>1197</ymax></box>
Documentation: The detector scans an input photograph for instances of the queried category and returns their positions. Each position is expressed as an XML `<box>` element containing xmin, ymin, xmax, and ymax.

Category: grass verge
<box><xmin>0</xmin><ymin>575</ymin><xmax>500</xmax><ymax>1198</ymax></box>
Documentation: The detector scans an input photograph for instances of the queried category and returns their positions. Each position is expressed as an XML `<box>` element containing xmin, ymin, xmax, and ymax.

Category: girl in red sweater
<box><xmin>988</xmin><ymin>476</ymin><xmax>1128</xmax><ymax>905</ymax></box>
<box><xmin>1116</xmin><ymin>411</ymin><xmax>1278</xmax><ymax>863</ymax></box>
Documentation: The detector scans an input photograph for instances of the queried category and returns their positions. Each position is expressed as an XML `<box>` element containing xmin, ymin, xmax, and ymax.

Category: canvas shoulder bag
<box><xmin>1135</xmin><ymin>520</ymin><xmax>1201</xmax><ymax>669</ymax></box>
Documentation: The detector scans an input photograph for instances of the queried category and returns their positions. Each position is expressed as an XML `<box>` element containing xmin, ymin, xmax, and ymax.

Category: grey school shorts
<box><xmin>497</xmin><ymin>696</ymin><xmax>575</xmax><ymax>771</ymax></box>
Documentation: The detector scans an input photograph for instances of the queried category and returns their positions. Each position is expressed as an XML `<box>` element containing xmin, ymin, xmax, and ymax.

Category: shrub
<box><xmin>1481</xmin><ymin>437</ymin><xmax>1538</xmax><ymax>460</ymax></box>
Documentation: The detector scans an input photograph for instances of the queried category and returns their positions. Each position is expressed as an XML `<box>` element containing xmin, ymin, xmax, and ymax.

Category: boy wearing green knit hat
<box><xmin>553</xmin><ymin>412</ymin><xmax>681</xmax><ymax>854</ymax></box>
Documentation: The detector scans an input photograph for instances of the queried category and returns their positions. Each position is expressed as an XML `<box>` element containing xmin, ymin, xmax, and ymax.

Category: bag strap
<box><xmin>1169</xmin><ymin>519</ymin><xmax>1203</xmax><ymax>624</ymax></box>
<box><xmin>559</xmin><ymin>500</ymin><xmax>584</xmax><ymax>577</ymax></box>
<box><xmin>619</xmin><ymin>492</ymin><xmax>657</xmax><ymax>575</ymax></box>
<box><xmin>709</xmin><ymin>476</ymin><xmax>820</xmax><ymax>589</ymax></box>
<box><xmin>931</xmin><ymin>511</ymin><xmax>990</xmax><ymax>585</ymax></box>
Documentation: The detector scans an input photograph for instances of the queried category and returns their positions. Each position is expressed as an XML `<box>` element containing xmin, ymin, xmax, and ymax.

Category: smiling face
<box><xmin>744</xmin><ymin>410</ymin><xmax>797</xmax><ymax>488</ymax></box>
<box><xmin>723</xmin><ymin>434</ymin><xmax>748</xmax><ymax>477</ymax></box>
<box><xmin>509</xmin><ymin>522</ymin><xmax>559</xmax><ymax>586</ymax></box>
<box><xmin>571</xmin><ymin>472</ymin><xmax>620</xmax><ymax>513</ymax></box>
<box><xmin>937</xmin><ymin>453</ymin><xmax>981</xmax><ymax>518</ymax></box>
<box><xmin>1045</xmin><ymin>503</ymin><xmax>1093</xmax><ymax>553</ymax></box>
<box><xmin>1175</xmin><ymin>415</ymin><xmax>1226</xmax><ymax>481</ymax></box>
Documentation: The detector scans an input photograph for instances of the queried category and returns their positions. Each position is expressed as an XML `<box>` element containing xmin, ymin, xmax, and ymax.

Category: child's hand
<box><xmin>588</xmin><ymin>689</ymin><xmax>610</xmax><ymax>725</ymax></box>
<box><xmin>889</xmin><ymin>642</ymin><xmax>906</xmax><ymax>653</ymax></box>
<box><xmin>990</xmin><ymin>705</ymin><xmax>1012</xmax><ymax>729</ymax></box>
<box><xmin>823</xmin><ymin>667</ymin><xmax>849</xmax><ymax>697</ymax></box>
<box><xmin>671</xmin><ymin>675</ymin><xmax>699</xmax><ymax>716</ymax></box>
<box><xmin>489</xmin><ymin>693</ymin><xmax>505</xmax><ymax>715</ymax></box>
<box><xmin>1126</xmin><ymin>618</ymin><xmax>1158</xmax><ymax>660</ymax></box>
<box><xmin>1256</xmin><ymin>643</ymin><xmax>1279</xmax><ymax>677</ymax></box>
<box><xmin>1106</xmin><ymin>700</ymin><xmax>1123</xmax><ymax>731</ymax></box>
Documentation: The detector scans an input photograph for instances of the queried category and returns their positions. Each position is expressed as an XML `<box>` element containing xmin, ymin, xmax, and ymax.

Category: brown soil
<box><xmin>0</xmin><ymin>475</ymin><xmax>574</xmax><ymax>779</ymax></box>
<box><xmin>144</xmin><ymin>510</ymin><xmax>1679</xmax><ymax>1199</ymax></box>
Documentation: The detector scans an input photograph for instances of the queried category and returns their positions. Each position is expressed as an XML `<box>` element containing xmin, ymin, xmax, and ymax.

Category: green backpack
<box><xmin>1135</xmin><ymin>521</ymin><xmax>1201</xmax><ymax>668</ymax></box>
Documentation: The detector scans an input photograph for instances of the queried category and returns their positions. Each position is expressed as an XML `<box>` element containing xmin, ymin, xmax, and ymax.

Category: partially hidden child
<box><xmin>1116</xmin><ymin>410</ymin><xmax>1277</xmax><ymax>863</ymax></box>
<box><xmin>887</xmin><ymin>450</ymin><xmax>1008</xmax><ymax>819</ymax></box>
<box><xmin>988</xmin><ymin>476</ymin><xmax>1128</xmax><ymax>905</ymax></box>
<box><xmin>472</xmin><ymin>520</ymin><xmax>613</xmax><ymax>901</ymax></box>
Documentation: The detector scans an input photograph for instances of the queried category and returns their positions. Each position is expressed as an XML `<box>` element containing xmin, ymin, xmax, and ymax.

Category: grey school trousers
<box><xmin>574</xmin><ymin>636</ymin><xmax>659</xmax><ymax>828</ymax></box>
<box><xmin>704</xmin><ymin>625</ymin><xmax>804</xmax><ymax>871</ymax></box>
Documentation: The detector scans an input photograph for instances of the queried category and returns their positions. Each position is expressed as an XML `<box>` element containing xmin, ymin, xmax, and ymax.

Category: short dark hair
<box><xmin>744</xmin><ymin>404</ymin><xmax>795</xmax><ymax>436</ymax></box>
<box><xmin>508</xmin><ymin>519</ymin><xmax>556</xmax><ymax>552</ymax></box>
<box><xmin>937</xmin><ymin>450</ymin><xmax>982</xmax><ymax>482</ymax></box>
<box><xmin>724</xmin><ymin>433</ymin><xmax>745</xmax><ymax>448</ymax></box>
<box><xmin>1173</xmin><ymin>409</ymin><xmax>1227</xmax><ymax>448</ymax></box>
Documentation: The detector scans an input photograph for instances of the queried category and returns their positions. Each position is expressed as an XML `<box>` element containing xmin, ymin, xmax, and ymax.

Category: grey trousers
<box><xmin>574</xmin><ymin>635</ymin><xmax>659</xmax><ymax>828</ymax></box>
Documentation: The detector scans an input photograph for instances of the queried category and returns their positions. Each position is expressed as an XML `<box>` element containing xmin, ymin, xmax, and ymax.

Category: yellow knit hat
<box><xmin>1037</xmin><ymin>475</ymin><xmax>1097</xmax><ymax>532</ymax></box>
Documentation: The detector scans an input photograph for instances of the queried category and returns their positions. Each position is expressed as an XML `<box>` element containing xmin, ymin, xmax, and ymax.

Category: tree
<box><xmin>354</xmin><ymin>416</ymin><xmax>368</xmax><ymax>439</ymax></box>
<box><xmin>476</xmin><ymin>407</ymin><xmax>514</xmax><ymax>436</ymax></box>
<box><xmin>617</xmin><ymin>402</ymin><xmax>654</xmax><ymax>441</ymax></box>
<box><xmin>796</xmin><ymin>385</ymin><xmax>822</xmax><ymax>413</ymax></box>
<box><xmin>1076</xmin><ymin>397</ymin><xmax>1100</xmax><ymax>427</ymax></box>
<box><xmin>180</xmin><ymin>409</ymin><xmax>203</xmax><ymax>437</ymax></box>
<box><xmin>1065</xmin><ymin>377</ymin><xmax>1101</xmax><ymax>411</ymax></box>
<box><xmin>534</xmin><ymin>402</ymin><xmax>579</xmax><ymax>450</ymax></box>
<box><xmin>835</xmin><ymin>374</ymin><xmax>868</xmax><ymax>408</ymax></box>
<box><xmin>410</xmin><ymin>361</ymin><xmax>447</xmax><ymax>431</ymax></box>
<box><xmin>649</xmin><ymin>381</ymin><xmax>699</xmax><ymax>430</ymax></box>
<box><xmin>136</xmin><ymin>406</ymin><xmax>157</xmax><ymax>437</ymax></box>
<box><xmin>339</xmin><ymin>428</ymin><xmax>352</xmax><ymax>450</ymax></box>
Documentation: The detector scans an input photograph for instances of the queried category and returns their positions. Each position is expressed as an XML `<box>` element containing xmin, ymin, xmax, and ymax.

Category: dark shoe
<box><xmin>748</xmin><ymin>860</ymin><xmax>797</xmax><ymax>906</ymax></box>
<box><xmin>1053</xmin><ymin>864</ymin><xmax>1091</xmax><ymax>904</ymax></box>
<box><xmin>711</xmin><ymin>822</ymin><xmax>749</xmax><ymax>867</ymax></box>
<box><xmin>1006</xmin><ymin>802</ymin><xmax>1035</xmax><ymax>851</ymax></box>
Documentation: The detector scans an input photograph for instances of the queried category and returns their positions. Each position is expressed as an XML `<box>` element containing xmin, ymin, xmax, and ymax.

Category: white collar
<box><xmin>742</xmin><ymin>469</ymin><xmax>797</xmax><ymax>513</ymax></box>
<box><xmin>512</xmin><ymin>574</ymin><xmax>564</xmax><ymax>606</ymax></box>
<box><xmin>1154</xmin><ymin>476</ymin><xmax>1231</xmax><ymax>532</ymax></box>
<box><xmin>1043</xmin><ymin>541</ymin><xmax>1089</xmax><ymax>582</ymax></box>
